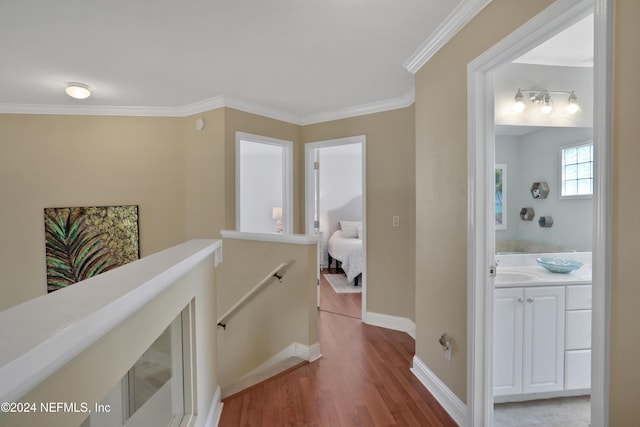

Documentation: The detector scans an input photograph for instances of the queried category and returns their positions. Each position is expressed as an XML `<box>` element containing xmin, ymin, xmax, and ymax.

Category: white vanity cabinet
<box><xmin>564</xmin><ymin>284</ymin><xmax>592</xmax><ymax>390</ymax></box>
<box><xmin>494</xmin><ymin>282</ymin><xmax>593</xmax><ymax>400</ymax></box>
<box><xmin>494</xmin><ymin>286</ymin><xmax>566</xmax><ymax>397</ymax></box>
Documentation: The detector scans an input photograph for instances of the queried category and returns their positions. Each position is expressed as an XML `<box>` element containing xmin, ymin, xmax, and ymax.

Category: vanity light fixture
<box><xmin>65</xmin><ymin>82</ymin><xmax>91</xmax><ymax>99</ymax></box>
<box><xmin>513</xmin><ymin>88</ymin><xmax>579</xmax><ymax>114</ymax></box>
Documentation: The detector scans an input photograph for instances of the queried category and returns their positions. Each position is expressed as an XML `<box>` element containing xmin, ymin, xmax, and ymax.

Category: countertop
<box><xmin>495</xmin><ymin>252</ymin><xmax>592</xmax><ymax>288</ymax></box>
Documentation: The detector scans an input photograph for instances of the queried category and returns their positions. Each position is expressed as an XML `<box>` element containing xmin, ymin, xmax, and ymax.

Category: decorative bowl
<box><xmin>536</xmin><ymin>257</ymin><xmax>583</xmax><ymax>274</ymax></box>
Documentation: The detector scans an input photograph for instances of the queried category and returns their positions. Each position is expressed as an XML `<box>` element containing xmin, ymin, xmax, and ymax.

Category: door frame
<box><xmin>235</xmin><ymin>132</ymin><xmax>294</xmax><ymax>234</ymax></box>
<box><xmin>305</xmin><ymin>135</ymin><xmax>367</xmax><ymax>321</ymax></box>
<box><xmin>466</xmin><ymin>0</ymin><xmax>612</xmax><ymax>426</ymax></box>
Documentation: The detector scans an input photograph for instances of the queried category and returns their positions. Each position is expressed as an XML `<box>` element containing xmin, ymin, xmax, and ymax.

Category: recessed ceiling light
<box><xmin>65</xmin><ymin>82</ymin><xmax>91</xmax><ymax>99</ymax></box>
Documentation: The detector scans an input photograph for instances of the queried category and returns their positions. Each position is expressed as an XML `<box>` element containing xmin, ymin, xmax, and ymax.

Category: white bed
<box><xmin>328</xmin><ymin>229</ymin><xmax>363</xmax><ymax>283</ymax></box>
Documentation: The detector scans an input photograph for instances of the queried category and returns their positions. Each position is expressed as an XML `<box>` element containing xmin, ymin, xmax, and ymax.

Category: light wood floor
<box><xmin>219</xmin><ymin>287</ymin><xmax>456</xmax><ymax>426</ymax></box>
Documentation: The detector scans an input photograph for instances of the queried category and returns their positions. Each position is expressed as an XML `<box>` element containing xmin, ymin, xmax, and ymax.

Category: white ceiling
<box><xmin>514</xmin><ymin>14</ymin><xmax>594</xmax><ymax>67</ymax></box>
<box><xmin>0</xmin><ymin>0</ymin><xmax>465</xmax><ymax>122</ymax></box>
<box><xmin>0</xmin><ymin>3</ymin><xmax>596</xmax><ymax>124</ymax></box>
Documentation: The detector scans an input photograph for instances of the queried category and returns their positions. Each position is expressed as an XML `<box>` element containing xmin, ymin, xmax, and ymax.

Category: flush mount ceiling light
<box><xmin>65</xmin><ymin>82</ymin><xmax>91</xmax><ymax>99</ymax></box>
<box><xmin>513</xmin><ymin>88</ymin><xmax>579</xmax><ymax>114</ymax></box>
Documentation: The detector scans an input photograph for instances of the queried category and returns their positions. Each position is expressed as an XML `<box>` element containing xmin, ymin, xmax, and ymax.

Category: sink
<box><xmin>495</xmin><ymin>270</ymin><xmax>541</xmax><ymax>284</ymax></box>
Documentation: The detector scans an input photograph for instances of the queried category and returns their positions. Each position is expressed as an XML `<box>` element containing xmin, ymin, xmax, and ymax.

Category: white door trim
<box><xmin>235</xmin><ymin>132</ymin><xmax>294</xmax><ymax>234</ymax></box>
<box><xmin>466</xmin><ymin>0</ymin><xmax>612</xmax><ymax>426</ymax></box>
<box><xmin>304</xmin><ymin>136</ymin><xmax>367</xmax><ymax>321</ymax></box>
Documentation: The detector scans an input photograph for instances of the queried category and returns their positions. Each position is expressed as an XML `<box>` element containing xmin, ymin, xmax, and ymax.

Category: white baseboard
<box><xmin>245</xmin><ymin>341</ymin><xmax>320</xmax><ymax>378</ymax></box>
<box><xmin>364</xmin><ymin>311</ymin><xmax>416</xmax><ymax>339</ymax></box>
<box><xmin>204</xmin><ymin>386</ymin><xmax>223</xmax><ymax>427</ymax></box>
<box><xmin>494</xmin><ymin>388</ymin><xmax>591</xmax><ymax>404</ymax></box>
<box><xmin>294</xmin><ymin>342</ymin><xmax>322</xmax><ymax>362</ymax></box>
<box><xmin>221</xmin><ymin>341</ymin><xmax>321</xmax><ymax>398</ymax></box>
<box><xmin>411</xmin><ymin>356</ymin><xmax>466</xmax><ymax>426</ymax></box>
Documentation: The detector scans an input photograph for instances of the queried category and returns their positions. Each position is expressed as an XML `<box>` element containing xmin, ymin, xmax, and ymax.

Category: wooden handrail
<box><xmin>217</xmin><ymin>262</ymin><xmax>288</xmax><ymax>329</ymax></box>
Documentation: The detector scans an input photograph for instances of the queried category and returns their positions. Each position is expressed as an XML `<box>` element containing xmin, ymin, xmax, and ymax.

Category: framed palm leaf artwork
<box><xmin>44</xmin><ymin>205</ymin><xmax>140</xmax><ymax>292</ymax></box>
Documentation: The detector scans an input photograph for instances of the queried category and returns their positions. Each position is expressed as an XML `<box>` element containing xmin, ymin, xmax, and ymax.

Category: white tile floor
<box><xmin>494</xmin><ymin>396</ymin><xmax>590</xmax><ymax>427</ymax></box>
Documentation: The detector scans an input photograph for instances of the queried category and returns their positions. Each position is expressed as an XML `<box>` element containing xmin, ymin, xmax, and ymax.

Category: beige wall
<box><xmin>414</xmin><ymin>0</ymin><xmax>554</xmax><ymax>402</ymax></box>
<box><xmin>0</xmin><ymin>107</ymin><xmax>413</xmax><ymax>328</ymax></box>
<box><xmin>215</xmin><ymin>237</ymin><xmax>318</xmax><ymax>389</ymax></box>
<box><xmin>0</xmin><ymin>254</ymin><xmax>218</xmax><ymax>427</ymax></box>
<box><xmin>611</xmin><ymin>0</ymin><xmax>640</xmax><ymax>423</ymax></box>
<box><xmin>184</xmin><ymin>109</ymin><xmax>226</xmax><ymax>239</ymax></box>
<box><xmin>301</xmin><ymin>107</ymin><xmax>416</xmax><ymax>321</ymax></box>
<box><xmin>223</xmin><ymin>108</ymin><xmax>303</xmax><ymax>233</ymax></box>
<box><xmin>0</xmin><ymin>114</ymin><xmax>186</xmax><ymax>310</ymax></box>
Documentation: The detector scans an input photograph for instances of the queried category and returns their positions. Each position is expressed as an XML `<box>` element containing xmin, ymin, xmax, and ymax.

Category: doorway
<box><xmin>305</xmin><ymin>136</ymin><xmax>366</xmax><ymax>320</ymax></box>
<box><xmin>492</xmin><ymin>14</ymin><xmax>594</xmax><ymax>426</ymax></box>
<box><xmin>467</xmin><ymin>1</ymin><xmax>612</xmax><ymax>426</ymax></box>
<box><xmin>235</xmin><ymin>132</ymin><xmax>293</xmax><ymax>234</ymax></box>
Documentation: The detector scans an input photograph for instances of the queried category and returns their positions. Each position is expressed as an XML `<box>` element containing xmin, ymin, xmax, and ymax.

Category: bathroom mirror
<box><xmin>495</xmin><ymin>125</ymin><xmax>593</xmax><ymax>254</ymax></box>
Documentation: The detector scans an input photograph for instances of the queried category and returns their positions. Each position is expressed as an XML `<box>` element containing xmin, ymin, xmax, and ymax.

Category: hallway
<box><xmin>219</xmin><ymin>309</ymin><xmax>456</xmax><ymax>426</ymax></box>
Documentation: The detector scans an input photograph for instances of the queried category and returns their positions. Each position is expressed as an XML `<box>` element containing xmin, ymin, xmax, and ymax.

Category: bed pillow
<box><xmin>340</xmin><ymin>221</ymin><xmax>361</xmax><ymax>238</ymax></box>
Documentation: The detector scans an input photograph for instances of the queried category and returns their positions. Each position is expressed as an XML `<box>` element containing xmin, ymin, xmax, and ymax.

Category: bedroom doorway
<box><xmin>305</xmin><ymin>136</ymin><xmax>366</xmax><ymax>320</ymax></box>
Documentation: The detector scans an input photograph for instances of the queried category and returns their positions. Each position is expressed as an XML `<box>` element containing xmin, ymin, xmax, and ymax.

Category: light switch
<box><xmin>392</xmin><ymin>216</ymin><xmax>400</xmax><ymax>227</ymax></box>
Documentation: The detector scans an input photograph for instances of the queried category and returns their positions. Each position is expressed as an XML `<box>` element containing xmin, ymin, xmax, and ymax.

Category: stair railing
<box><xmin>217</xmin><ymin>262</ymin><xmax>288</xmax><ymax>330</ymax></box>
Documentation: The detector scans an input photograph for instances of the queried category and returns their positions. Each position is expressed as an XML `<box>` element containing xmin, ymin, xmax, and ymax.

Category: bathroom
<box><xmin>492</xmin><ymin>14</ymin><xmax>594</xmax><ymax>427</ymax></box>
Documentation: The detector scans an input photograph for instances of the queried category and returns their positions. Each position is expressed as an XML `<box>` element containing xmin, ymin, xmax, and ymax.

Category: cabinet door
<box><xmin>565</xmin><ymin>349</ymin><xmax>591</xmax><ymax>390</ymax></box>
<box><xmin>566</xmin><ymin>285</ymin><xmax>592</xmax><ymax>310</ymax></box>
<box><xmin>523</xmin><ymin>286</ymin><xmax>565</xmax><ymax>394</ymax></box>
<box><xmin>565</xmin><ymin>310</ymin><xmax>592</xmax><ymax>350</ymax></box>
<box><xmin>493</xmin><ymin>288</ymin><xmax>524</xmax><ymax>396</ymax></box>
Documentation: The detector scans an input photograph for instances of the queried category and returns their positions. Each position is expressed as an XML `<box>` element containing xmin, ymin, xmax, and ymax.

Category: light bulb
<box><xmin>65</xmin><ymin>82</ymin><xmax>91</xmax><ymax>99</ymax></box>
<box><xmin>540</xmin><ymin>92</ymin><xmax>552</xmax><ymax>114</ymax></box>
<box><xmin>514</xmin><ymin>89</ymin><xmax>525</xmax><ymax>112</ymax></box>
<box><xmin>567</xmin><ymin>91</ymin><xmax>579</xmax><ymax>114</ymax></box>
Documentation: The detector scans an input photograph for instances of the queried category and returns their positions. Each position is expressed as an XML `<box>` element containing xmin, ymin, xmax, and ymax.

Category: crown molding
<box><xmin>299</xmin><ymin>88</ymin><xmax>415</xmax><ymax>126</ymax></box>
<box><xmin>0</xmin><ymin>103</ymin><xmax>188</xmax><ymax>117</ymax></box>
<box><xmin>223</xmin><ymin>96</ymin><xmax>301</xmax><ymax>125</ymax></box>
<box><xmin>404</xmin><ymin>0</ymin><xmax>493</xmax><ymax>74</ymax></box>
<box><xmin>173</xmin><ymin>95</ymin><xmax>225</xmax><ymax>117</ymax></box>
<box><xmin>0</xmin><ymin>89</ymin><xmax>416</xmax><ymax>124</ymax></box>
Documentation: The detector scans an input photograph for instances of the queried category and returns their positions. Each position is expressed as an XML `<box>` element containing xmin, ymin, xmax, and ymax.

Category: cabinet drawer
<box><xmin>565</xmin><ymin>310</ymin><xmax>592</xmax><ymax>350</ymax></box>
<box><xmin>566</xmin><ymin>285</ymin><xmax>592</xmax><ymax>310</ymax></box>
<box><xmin>565</xmin><ymin>350</ymin><xmax>591</xmax><ymax>390</ymax></box>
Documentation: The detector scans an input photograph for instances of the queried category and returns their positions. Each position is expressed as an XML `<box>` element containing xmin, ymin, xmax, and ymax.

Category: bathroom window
<box><xmin>561</xmin><ymin>142</ymin><xmax>593</xmax><ymax>198</ymax></box>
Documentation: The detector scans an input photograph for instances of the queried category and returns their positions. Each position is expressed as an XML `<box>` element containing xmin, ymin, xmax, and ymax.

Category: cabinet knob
<box><xmin>517</xmin><ymin>297</ymin><xmax>523</xmax><ymax>303</ymax></box>
<box><xmin>526</xmin><ymin>297</ymin><xmax>534</xmax><ymax>303</ymax></box>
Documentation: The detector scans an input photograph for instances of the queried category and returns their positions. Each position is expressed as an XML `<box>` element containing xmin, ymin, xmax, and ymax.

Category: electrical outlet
<box><xmin>392</xmin><ymin>216</ymin><xmax>400</xmax><ymax>227</ymax></box>
<box><xmin>439</xmin><ymin>333</ymin><xmax>452</xmax><ymax>362</ymax></box>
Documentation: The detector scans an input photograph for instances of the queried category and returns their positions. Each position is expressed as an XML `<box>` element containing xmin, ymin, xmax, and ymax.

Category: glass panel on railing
<box><xmin>79</xmin><ymin>309</ymin><xmax>187</xmax><ymax>427</ymax></box>
<box><xmin>129</xmin><ymin>326</ymin><xmax>172</xmax><ymax>413</ymax></box>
